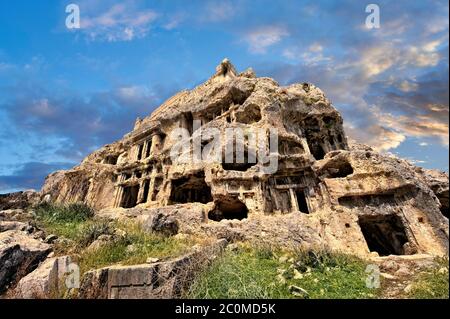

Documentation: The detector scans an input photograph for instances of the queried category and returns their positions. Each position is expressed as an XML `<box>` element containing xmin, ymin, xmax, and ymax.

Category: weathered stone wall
<box><xmin>40</xmin><ymin>59</ymin><xmax>449</xmax><ymax>258</ymax></box>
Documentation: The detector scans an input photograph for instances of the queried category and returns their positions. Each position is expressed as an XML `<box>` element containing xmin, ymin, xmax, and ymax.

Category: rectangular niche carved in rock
<box><xmin>137</xmin><ymin>144</ymin><xmax>144</xmax><ymax>160</ymax></box>
<box><xmin>296</xmin><ymin>189</ymin><xmax>310</xmax><ymax>214</ymax></box>
<box><xmin>358</xmin><ymin>214</ymin><xmax>411</xmax><ymax>256</ymax></box>
<box><xmin>169</xmin><ymin>171</ymin><xmax>213</xmax><ymax>204</ymax></box>
<box><xmin>103</xmin><ymin>155</ymin><xmax>118</xmax><ymax>165</ymax></box>
<box><xmin>120</xmin><ymin>185</ymin><xmax>140</xmax><ymax>208</ymax></box>
<box><xmin>142</xmin><ymin>180</ymin><xmax>150</xmax><ymax>203</ymax></box>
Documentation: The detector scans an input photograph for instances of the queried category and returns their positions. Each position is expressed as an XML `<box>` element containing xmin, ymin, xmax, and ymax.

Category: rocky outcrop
<box><xmin>0</xmin><ymin>209</ymin><xmax>33</xmax><ymax>222</ymax></box>
<box><xmin>78</xmin><ymin>239</ymin><xmax>227</xmax><ymax>299</ymax></box>
<box><xmin>14</xmin><ymin>256</ymin><xmax>72</xmax><ymax>298</ymax></box>
<box><xmin>0</xmin><ymin>191</ymin><xmax>40</xmax><ymax>210</ymax></box>
<box><xmin>0</xmin><ymin>221</ymin><xmax>29</xmax><ymax>232</ymax></box>
<box><xmin>0</xmin><ymin>230</ymin><xmax>52</xmax><ymax>294</ymax></box>
<box><xmin>420</xmin><ymin>169</ymin><xmax>449</xmax><ymax>218</ymax></box>
<box><xmin>39</xmin><ymin>59</ymin><xmax>448</xmax><ymax>258</ymax></box>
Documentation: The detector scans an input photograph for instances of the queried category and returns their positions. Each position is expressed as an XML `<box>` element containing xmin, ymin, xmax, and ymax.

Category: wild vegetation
<box><xmin>188</xmin><ymin>244</ymin><xmax>379</xmax><ymax>299</ymax></box>
<box><xmin>30</xmin><ymin>203</ymin><xmax>449</xmax><ymax>299</ymax></box>
<box><xmin>406</xmin><ymin>257</ymin><xmax>449</xmax><ymax>299</ymax></box>
<box><xmin>33</xmin><ymin>203</ymin><xmax>200</xmax><ymax>275</ymax></box>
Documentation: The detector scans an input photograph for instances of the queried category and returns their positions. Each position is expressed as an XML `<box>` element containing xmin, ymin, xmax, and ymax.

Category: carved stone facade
<box><xmin>41</xmin><ymin>60</ymin><xmax>449</xmax><ymax>257</ymax></box>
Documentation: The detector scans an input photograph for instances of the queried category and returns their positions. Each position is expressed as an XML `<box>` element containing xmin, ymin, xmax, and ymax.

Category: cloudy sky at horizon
<box><xmin>0</xmin><ymin>0</ymin><xmax>448</xmax><ymax>193</ymax></box>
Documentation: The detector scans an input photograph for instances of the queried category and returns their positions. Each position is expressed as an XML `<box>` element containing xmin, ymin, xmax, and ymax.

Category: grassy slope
<box><xmin>407</xmin><ymin>258</ymin><xmax>449</xmax><ymax>299</ymax></box>
<box><xmin>188</xmin><ymin>245</ymin><xmax>379</xmax><ymax>299</ymax></box>
<box><xmin>33</xmin><ymin>203</ymin><xmax>200</xmax><ymax>275</ymax></box>
<box><xmin>32</xmin><ymin>203</ymin><xmax>449</xmax><ymax>299</ymax></box>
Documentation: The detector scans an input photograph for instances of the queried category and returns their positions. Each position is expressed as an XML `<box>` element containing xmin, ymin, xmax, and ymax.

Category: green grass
<box><xmin>33</xmin><ymin>202</ymin><xmax>95</xmax><ymax>240</ymax></box>
<box><xmin>76</xmin><ymin>222</ymin><xmax>197</xmax><ymax>274</ymax></box>
<box><xmin>188</xmin><ymin>245</ymin><xmax>289</xmax><ymax>299</ymax></box>
<box><xmin>408</xmin><ymin>257</ymin><xmax>449</xmax><ymax>299</ymax></box>
<box><xmin>188</xmin><ymin>245</ymin><xmax>378</xmax><ymax>299</ymax></box>
<box><xmin>31</xmin><ymin>203</ymin><xmax>202</xmax><ymax>275</ymax></box>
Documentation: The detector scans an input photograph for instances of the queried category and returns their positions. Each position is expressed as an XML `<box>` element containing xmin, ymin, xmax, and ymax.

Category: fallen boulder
<box><xmin>79</xmin><ymin>239</ymin><xmax>227</xmax><ymax>299</ymax></box>
<box><xmin>0</xmin><ymin>230</ymin><xmax>52</xmax><ymax>294</ymax></box>
<box><xmin>14</xmin><ymin>256</ymin><xmax>72</xmax><ymax>298</ymax></box>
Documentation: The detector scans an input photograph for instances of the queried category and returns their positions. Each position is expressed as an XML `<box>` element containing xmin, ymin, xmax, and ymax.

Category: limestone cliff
<box><xmin>40</xmin><ymin>59</ymin><xmax>448</xmax><ymax>257</ymax></box>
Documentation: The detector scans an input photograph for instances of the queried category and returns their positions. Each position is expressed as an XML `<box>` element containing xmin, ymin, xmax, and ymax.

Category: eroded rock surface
<box><xmin>0</xmin><ymin>191</ymin><xmax>40</xmax><ymax>211</ymax></box>
<box><xmin>0</xmin><ymin>230</ymin><xmax>52</xmax><ymax>294</ymax></box>
<box><xmin>36</xmin><ymin>59</ymin><xmax>448</xmax><ymax>258</ymax></box>
<box><xmin>78</xmin><ymin>239</ymin><xmax>227</xmax><ymax>299</ymax></box>
<box><xmin>14</xmin><ymin>256</ymin><xmax>72</xmax><ymax>299</ymax></box>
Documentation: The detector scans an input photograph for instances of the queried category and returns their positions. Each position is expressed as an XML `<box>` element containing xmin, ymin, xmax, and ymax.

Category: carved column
<box><xmin>301</xmin><ymin>137</ymin><xmax>311</xmax><ymax>155</ymax></box>
<box><xmin>114</xmin><ymin>186</ymin><xmax>124</xmax><ymax>208</ymax></box>
<box><xmin>137</xmin><ymin>180</ymin><xmax>145</xmax><ymax>204</ymax></box>
<box><xmin>147</xmin><ymin>168</ymin><xmax>158</xmax><ymax>203</ymax></box>
<box><xmin>150</xmin><ymin>134</ymin><xmax>161</xmax><ymax>157</ymax></box>
<box><xmin>289</xmin><ymin>188</ymin><xmax>299</xmax><ymax>212</ymax></box>
<box><xmin>141</xmin><ymin>141</ymin><xmax>149</xmax><ymax>160</ymax></box>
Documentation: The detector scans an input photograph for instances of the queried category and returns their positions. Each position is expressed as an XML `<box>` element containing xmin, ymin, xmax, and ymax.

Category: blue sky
<box><xmin>0</xmin><ymin>0</ymin><xmax>448</xmax><ymax>193</ymax></box>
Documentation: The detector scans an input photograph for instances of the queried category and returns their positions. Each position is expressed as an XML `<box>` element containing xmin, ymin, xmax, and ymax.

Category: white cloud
<box><xmin>345</xmin><ymin>122</ymin><xmax>406</xmax><ymax>151</ymax></box>
<box><xmin>308</xmin><ymin>43</ymin><xmax>323</xmax><ymax>52</ymax></box>
<box><xmin>243</xmin><ymin>26</ymin><xmax>289</xmax><ymax>54</ymax></box>
<box><xmin>163</xmin><ymin>12</ymin><xmax>186</xmax><ymax>30</ymax></box>
<box><xmin>354</xmin><ymin>43</ymin><xmax>442</xmax><ymax>78</ymax></box>
<box><xmin>116</xmin><ymin>85</ymin><xmax>150</xmax><ymax>99</ymax></box>
<box><xmin>375</xmin><ymin>110</ymin><xmax>449</xmax><ymax>147</ymax></box>
<box><xmin>397</xmin><ymin>80</ymin><xmax>418</xmax><ymax>92</ymax></box>
<box><xmin>80</xmin><ymin>2</ymin><xmax>158</xmax><ymax>42</ymax></box>
<box><xmin>203</xmin><ymin>1</ymin><xmax>236</xmax><ymax>22</ymax></box>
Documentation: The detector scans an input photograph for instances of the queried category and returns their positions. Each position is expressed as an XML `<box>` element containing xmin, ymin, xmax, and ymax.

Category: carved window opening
<box><xmin>327</xmin><ymin>161</ymin><xmax>353</xmax><ymax>178</ymax></box>
<box><xmin>120</xmin><ymin>185</ymin><xmax>139</xmax><ymax>208</ymax></box>
<box><xmin>309</xmin><ymin>143</ymin><xmax>325</xmax><ymax>160</ymax></box>
<box><xmin>137</xmin><ymin>144</ymin><xmax>144</xmax><ymax>160</ymax></box>
<box><xmin>142</xmin><ymin>180</ymin><xmax>150</xmax><ymax>203</ymax></box>
<box><xmin>296</xmin><ymin>189</ymin><xmax>310</xmax><ymax>214</ymax></box>
<box><xmin>358</xmin><ymin>214</ymin><xmax>410</xmax><ymax>256</ymax></box>
<box><xmin>169</xmin><ymin>171</ymin><xmax>213</xmax><ymax>204</ymax></box>
<box><xmin>208</xmin><ymin>197</ymin><xmax>248</xmax><ymax>221</ymax></box>
<box><xmin>222</xmin><ymin>143</ymin><xmax>257</xmax><ymax>172</ymax></box>
<box><xmin>104</xmin><ymin>155</ymin><xmax>118</xmax><ymax>165</ymax></box>
<box><xmin>436</xmin><ymin>192</ymin><xmax>449</xmax><ymax>218</ymax></box>
<box><xmin>182</xmin><ymin>112</ymin><xmax>194</xmax><ymax>136</ymax></box>
<box><xmin>145</xmin><ymin>140</ymin><xmax>152</xmax><ymax>158</ymax></box>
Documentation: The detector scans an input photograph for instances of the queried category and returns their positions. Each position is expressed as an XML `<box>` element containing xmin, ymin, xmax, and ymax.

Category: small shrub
<box><xmin>33</xmin><ymin>203</ymin><xmax>95</xmax><ymax>241</ymax></box>
<box><xmin>34</xmin><ymin>202</ymin><xmax>94</xmax><ymax>223</ymax></box>
<box><xmin>76</xmin><ymin>220</ymin><xmax>113</xmax><ymax>247</ymax></box>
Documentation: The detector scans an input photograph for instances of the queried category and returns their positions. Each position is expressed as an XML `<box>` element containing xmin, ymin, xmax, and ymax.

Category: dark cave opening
<box><xmin>296</xmin><ymin>189</ymin><xmax>310</xmax><ymax>214</ymax></box>
<box><xmin>309</xmin><ymin>143</ymin><xmax>325</xmax><ymax>160</ymax></box>
<box><xmin>208</xmin><ymin>197</ymin><xmax>248</xmax><ymax>221</ymax></box>
<box><xmin>141</xmin><ymin>180</ymin><xmax>150</xmax><ymax>203</ymax></box>
<box><xmin>328</xmin><ymin>161</ymin><xmax>354</xmax><ymax>178</ymax></box>
<box><xmin>121</xmin><ymin>185</ymin><xmax>139</xmax><ymax>208</ymax></box>
<box><xmin>169</xmin><ymin>171</ymin><xmax>213</xmax><ymax>204</ymax></box>
<box><xmin>104</xmin><ymin>155</ymin><xmax>118</xmax><ymax>165</ymax></box>
<box><xmin>358</xmin><ymin>214</ymin><xmax>410</xmax><ymax>256</ymax></box>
